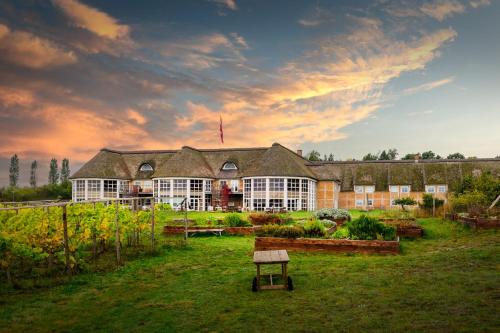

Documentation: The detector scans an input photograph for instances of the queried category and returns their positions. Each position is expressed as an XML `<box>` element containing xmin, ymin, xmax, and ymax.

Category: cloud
<box><xmin>127</xmin><ymin>109</ymin><xmax>147</xmax><ymax>125</ymax></box>
<box><xmin>159</xmin><ymin>32</ymin><xmax>248</xmax><ymax>70</ymax></box>
<box><xmin>469</xmin><ymin>0</ymin><xmax>491</xmax><ymax>8</ymax></box>
<box><xmin>176</xmin><ymin>22</ymin><xmax>457</xmax><ymax>147</ymax></box>
<box><xmin>408</xmin><ymin>109</ymin><xmax>434</xmax><ymax>116</ymax></box>
<box><xmin>53</xmin><ymin>0</ymin><xmax>129</xmax><ymax>39</ymax></box>
<box><xmin>211</xmin><ymin>0</ymin><xmax>237</xmax><ymax>11</ymax></box>
<box><xmin>298</xmin><ymin>6</ymin><xmax>335</xmax><ymax>27</ymax></box>
<box><xmin>384</xmin><ymin>0</ymin><xmax>467</xmax><ymax>21</ymax></box>
<box><xmin>0</xmin><ymin>23</ymin><xmax>77</xmax><ymax>69</ymax></box>
<box><xmin>404</xmin><ymin>76</ymin><xmax>455</xmax><ymax>94</ymax></box>
<box><xmin>420</xmin><ymin>0</ymin><xmax>466</xmax><ymax>21</ymax></box>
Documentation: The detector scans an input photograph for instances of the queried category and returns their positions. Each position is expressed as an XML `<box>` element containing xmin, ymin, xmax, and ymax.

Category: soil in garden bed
<box><xmin>254</xmin><ymin>237</ymin><xmax>400</xmax><ymax>254</ymax></box>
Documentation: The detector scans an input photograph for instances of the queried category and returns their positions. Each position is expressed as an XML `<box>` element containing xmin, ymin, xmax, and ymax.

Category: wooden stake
<box><xmin>114</xmin><ymin>200</ymin><xmax>121</xmax><ymax>265</ymax></box>
<box><xmin>62</xmin><ymin>205</ymin><xmax>71</xmax><ymax>276</ymax></box>
<box><xmin>151</xmin><ymin>199</ymin><xmax>155</xmax><ymax>251</ymax></box>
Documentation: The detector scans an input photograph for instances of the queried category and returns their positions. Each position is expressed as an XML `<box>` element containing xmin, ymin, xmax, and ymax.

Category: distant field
<box><xmin>1</xmin><ymin>218</ymin><xmax>498</xmax><ymax>332</ymax></box>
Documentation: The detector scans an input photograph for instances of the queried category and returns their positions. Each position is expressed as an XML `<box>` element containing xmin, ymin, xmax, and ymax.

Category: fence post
<box><xmin>115</xmin><ymin>200</ymin><xmax>121</xmax><ymax>265</ymax></box>
<box><xmin>62</xmin><ymin>205</ymin><xmax>71</xmax><ymax>276</ymax></box>
<box><xmin>151</xmin><ymin>199</ymin><xmax>155</xmax><ymax>251</ymax></box>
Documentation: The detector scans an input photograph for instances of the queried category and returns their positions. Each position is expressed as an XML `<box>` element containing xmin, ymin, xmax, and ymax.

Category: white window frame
<box><xmin>139</xmin><ymin>163</ymin><xmax>153</xmax><ymax>172</ymax></box>
<box><xmin>367</xmin><ymin>198</ymin><xmax>374</xmax><ymax>206</ymax></box>
<box><xmin>354</xmin><ymin>185</ymin><xmax>364</xmax><ymax>194</ymax></box>
<box><xmin>355</xmin><ymin>199</ymin><xmax>364</xmax><ymax>207</ymax></box>
<box><xmin>389</xmin><ymin>185</ymin><xmax>399</xmax><ymax>193</ymax></box>
<box><xmin>438</xmin><ymin>185</ymin><xmax>447</xmax><ymax>193</ymax></box>
<box><xmin>365</xmin><ymin>186</ymin><xmax>375</xmax><ymax>193</ymax></box>
<box><xmin>425</xmin><ymin>185</ymin><xmax>436</xmax><ymax>193</ymax></box>
<box><xmin>400</xmin><ymin>185</ymin><xmax>411</xmax><ymax>193</ymax></box>
<box><xmin>222</xmin><ymin>162</ymin><xmax>238</xmax><ymax>170</ymax></box>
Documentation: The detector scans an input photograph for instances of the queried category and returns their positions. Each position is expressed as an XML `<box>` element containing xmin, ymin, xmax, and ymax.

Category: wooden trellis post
<box><xmin>62</xmin><ymin>204</ymin><xmax>71</xmax><ymax>276</ymax></box>
<box><xmin>114</xmin><ymin>200</ymin><xmax>121</xmax><ymax>265</ymax></box>
<box><xmin>151</xmin><ymin>199</ymin><xmax>155</xmax><ymax>251</ymax></box>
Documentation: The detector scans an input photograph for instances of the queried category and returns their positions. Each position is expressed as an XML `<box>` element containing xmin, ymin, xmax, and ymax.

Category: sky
<box><xmin>0</xmin><ymin>0</ymin><xmax>499</xmax><ymax>186</ymax></box>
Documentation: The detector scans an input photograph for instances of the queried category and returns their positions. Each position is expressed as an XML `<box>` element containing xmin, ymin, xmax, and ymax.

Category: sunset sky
<box><xmin>0</xmin><ymin>0</ymin><xmax>499</xmax><ymax>185</ymax></box>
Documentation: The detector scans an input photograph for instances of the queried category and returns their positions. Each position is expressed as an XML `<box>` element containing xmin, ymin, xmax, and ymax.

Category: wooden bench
<box><xmin>252</xmin><ymin>250</ymin><xmax>293</xmax><ymax>291</ymax></box>
<box><xmin>186</xmin><ymin>228</ymin><xmax>223</xmax><ymax>237</ymax></box>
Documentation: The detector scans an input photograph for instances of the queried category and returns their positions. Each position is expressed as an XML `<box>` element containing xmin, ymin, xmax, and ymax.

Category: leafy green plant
<box><xmin>393</xmin><ymin>197</ymin><xmax>417</xmax><ymax>211</ymax></box>
<box><xmin>248</xmin><ymin>213</ymin><xmax>283</xmax><ymax>225</ymax></box>
<box><xmin>345</xmin><ymin>215</ymin><xmax>396</xmax><ymax>241</ymax></box>
<box><xmin>223</xmin><ymin>214</ymin><xmax>251</xmax><ymax>227</ymax></box>
<box><xmin>303</xmin><ymin>220</ymin><xmax>326</xmax><ymax>238</ymax></box>
<box><xmin>319</xmin><ymin>219</ymin><xmax>337</xmax><ymax>228</ymax></box>
<box><xmin>314</xmin><ymin>208</ymin><xmax>350</xmax><ymax>220</ymax></box>
<box><xmin>450</xmin><ymin>190</ymin><xmax>489</xmax><ymax>216</ymax></box>
<box><xmin>419</xmin><ymin>194</ymin><xmax>445</xmax><ymax>209</ymax></box>
<box><xmin>257</xmin><ymin>224</ymin><xmax>304</xmax><ymax>238</ymax></box>
<box><xmin>331</xmin><ymin>227</ymin><xmax>349</xmax><ymax>239</ymax></box>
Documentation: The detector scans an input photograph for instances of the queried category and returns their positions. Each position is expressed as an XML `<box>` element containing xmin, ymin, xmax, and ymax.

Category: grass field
<box><xmin>1</xmin><ymin>218</ymin><xmax>499</xmax><ymax>332</ymax></box>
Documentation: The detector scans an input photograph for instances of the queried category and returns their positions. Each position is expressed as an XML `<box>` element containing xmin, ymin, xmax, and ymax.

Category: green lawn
<box><xmin>1</xmin><ymin>218</ymin><xmax>499</xmax><ymax>332</ymax></box>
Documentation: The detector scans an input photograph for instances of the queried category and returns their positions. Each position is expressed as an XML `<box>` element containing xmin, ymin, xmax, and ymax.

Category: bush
<box><xmin>248</xmin><ymin>213</ymin><xmax>285</xmax><ymax>225</ymax></box>
<box><xmin>257</xmin><ymin>224</ymin><xmax>304</xmax><ymax>238</ymax></box>
<box><xmin>450</xmin><ymin>190</ymin><xmax>489</xmax><ymax>216</ymax></box>
<box><xmin>223</xmin><ymin>214</ymin><xmax>251</xmax><ymax>227</ymax></box>
<box><xmin>380</xmin><ymin>209</ymin><xmax>414</xmax><ymax>220</ymax></box>
<box><xmin>419</xmin><ymin>194</ymin><xmax>445</xmax><ymax>209</ymax></box>
<box><xmin>319</xmin><ymin>219</ymin><xmax>337</xmax><ymax>228</ymax></box>
<box><xmin>303</xmin><ymin>220</ymin><xmax>326</xmax><ymax>238</ymax></box>
<box><xmin>393</xmin><ymin>197</ymin><xmax>417</xmax><ymax>211</ymax></box>
<box><xmin>314</xmin><ymin>208</ymin><xmax>350</xmax><ymax>220</ymax></box>
<box><xmin>332</xmin><ymin>227</ymin><xmax>349</xmax><ymax>239</ymax></box>
<box><xmin>345</xmin><ymin>215</ymin><xmax>396</xmax><ymax>241</ymax></box>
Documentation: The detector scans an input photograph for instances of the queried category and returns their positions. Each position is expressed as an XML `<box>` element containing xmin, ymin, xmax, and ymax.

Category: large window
<box><xmin>354</xmin><ymin>186</ymin><xmax>364</xmax><ymax>193</ymax></box>
<box><xmin>253</xmin><ymin>199</ymin><xmax>266</xmax><ymax>211</ymax></box>
<box><xmin>190</xmin><ymin>179</ymin><xmax>203</xmax><ymax>193</ymax></box>
<box><xmin>88</xmin><ymin>180</ymin><xmax>101</xmax><ymax>200</ymax></box>
<box><xmin>75</xmin><ymin>180</ymin><xmax>85</xmax><ymax>201</ymax></box>
<box><xmin>425</xmin><ymin>185</ymin><xmax>436</xmax><ymax>193</ymax></box>
<box><xmin>103</xmin><ymin>180</ymin><xmax>117</xmax><ymax>198</ymax></box>
<box><xmin>253</xmin><ymin>179</ymin><xmax>265</xmax><ymax>192</ymax></box>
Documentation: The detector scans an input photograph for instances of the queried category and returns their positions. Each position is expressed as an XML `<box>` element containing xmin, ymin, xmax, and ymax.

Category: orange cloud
<box><xmin>0</xmin><ymin>23</ymin><xmax>77</xmax><ymax>69</ymax></box>
<box><xmin>127</xmin><ymin>109</ymin><xmax>147</xmax><ymax>125</ymax></box>
<box><xmin>420</xmin><ymin>0</ymin><xmax>465</xmax><ymax>21</ymax></box>
<box><xmin>53</xmin><ymin>0</ymin><xmax>129</xmax><ymax>40</ymax></box>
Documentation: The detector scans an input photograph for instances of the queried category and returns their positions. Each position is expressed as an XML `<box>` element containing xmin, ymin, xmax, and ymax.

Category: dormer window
<box><xmin>139</xmin><ymin>163</ymin><xmax>153</xmax><ymax>172</ymax></box>
<box><xmin>222</xmin><ymin>162</ymin><xmax>237</xmax><ymax>170</ymax></box>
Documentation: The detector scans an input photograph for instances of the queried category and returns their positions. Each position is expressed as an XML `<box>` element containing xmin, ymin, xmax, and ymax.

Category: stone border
<box><xmin>254</xmin><ymin>237</ymin><xmax>399</xmax><ymax>254</ymax></box>
<box><xmin>163</xmin><ymin>225</ymin><xmax>256</xmax><ymax>235</ymax></box>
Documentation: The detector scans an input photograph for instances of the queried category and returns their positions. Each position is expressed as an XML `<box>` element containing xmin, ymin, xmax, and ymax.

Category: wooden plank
<box><xmin>253</xmin><ymin>250</ymin><xmax>290</xmax><ymax>264</ymax></box>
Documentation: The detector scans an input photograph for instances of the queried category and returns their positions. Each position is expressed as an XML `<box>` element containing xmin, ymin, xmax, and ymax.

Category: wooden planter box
<box><xmin>254</xmin><ymin>237</ymin><xmax>399</xmax><ymax>254</ymax></box>
<box><xmin>380</xmin><ymin>219</ymin><xmax>423</xmax><ymax>238</ymax></box>
<box><xmin>458</xmin><ymin>217</ymin><xmax>500</xmax><ymax>229</ymax></box>
<box><xmin>163</xmin><ymin>225</ymin><xmax>255</xmax><ymax>235</ymax></box>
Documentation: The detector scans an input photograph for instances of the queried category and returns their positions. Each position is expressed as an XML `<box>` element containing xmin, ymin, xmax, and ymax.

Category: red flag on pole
<box><xmin>219</xmin><ymin>115</ymin><xmax>224</xmax><ymax>144</ymax></box>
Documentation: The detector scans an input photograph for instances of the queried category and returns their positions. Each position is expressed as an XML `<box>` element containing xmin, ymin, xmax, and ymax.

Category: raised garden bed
<box><xmin>457</xmin><ymin>217</ymin><xmax>500</xmax><ymax>229</ymax></box>
<box><xmin>164</xmin><ymin>225</ymin><xmax>256</xmax><ymax>235</ymax></box>
<box><xmin>380</xmin><ymin>218</ymin><xmax>423</xmax><ymax>238</ymax></box>
<box><xmin>254</xmin><ymin>237</ymin><xmax>399</xmax><ymax>254</ymax></box>
<box><xmin>323</xmin><ymin>217</ymin><xmax>349</xmax><ymax>226</ymax></box>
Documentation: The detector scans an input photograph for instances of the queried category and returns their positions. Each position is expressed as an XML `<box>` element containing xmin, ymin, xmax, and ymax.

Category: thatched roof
<box><xmin>309</xmin><ymin>159</ymin><xmax>500</xmax><ymax>192</ymax></box>
<box><xmin>153</xmin><ymin>146</ymin><xmax>214</xmax><ymax>178</ymax></box>
<box><xmin>244</xmin><ymin>143</ymin><xmax>316</xmax><ymax>178</ymax></box>
<box><xmin>71</xmin><ymin>145</ymin><xmax>500</xmax><ymax>190</ymax></box>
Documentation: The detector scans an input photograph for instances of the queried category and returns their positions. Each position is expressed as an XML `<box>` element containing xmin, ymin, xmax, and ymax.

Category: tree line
<box><xmin>304</xmin><ymin>149</ymin><xmax>498</xmax><ymax>162</ymax></box>
<box><xmin>2</xmin><ymin>155</ymin><xmax>72</xmax><ymax>201</ymax></box>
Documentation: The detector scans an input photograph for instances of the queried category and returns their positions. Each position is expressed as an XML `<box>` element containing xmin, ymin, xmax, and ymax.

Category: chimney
<box><xmin>296</xmin><ymin>149</ymin><xmax>303</xmax><ymax>157</ymax></box>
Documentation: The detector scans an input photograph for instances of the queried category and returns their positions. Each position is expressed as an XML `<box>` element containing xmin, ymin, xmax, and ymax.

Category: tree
<box><xmin>420</xmin><ymin>193</ymin><xmax>444</xmax><ymax>209</ymax></box>
<box><xmin>323</xmin><ymin>154</ymin><xmax>328</xmax><ymax>161</ymax></box>
<box><xmin>48</xmin><ymin>158</ymin><xmax>59</xmax><ymax>185</ymax></box>
<box><xmin>378</xmin><ymin>150</ymin><xmax>389</xmax><ymax>160</ymax></box>
<box><xmin>362</xmin><ymin>153</ymin><xmax>378</xmax><ymax>161</ymax></box>
<box><xmin>393</xmin><ymin>197</ymin><xmax>417</xmax><ymax>211</ymax></box>
<box><xmin>9</xmin><ymin>154</ymin><xmax>19</xmax><ymax>187</ymax></box>
<box><xmin>421</xmin><ymin>150</ymin><xmax>436</xmax><ymax>159</ymax></box>
<box><xmin>327</xmin><ymin>153</ymin><xmax>334</xmax><ymax>161</ymax></box>
<box><xmin>30</xmin><ymin>160</ymin><xmax>38</xmax><ymax>188</ymax></box>
<box><xmin>401</xmin><ymin>153</ymin><xmax>417</xmax><ymax>160</ymax></box>
<box><xmin>447</xmin><ymin>152</ymin><xmax>465</xmax><ymax>159</ymax></box>
<box><xmin>306</xmin><ymin>150</ymin><xmax>322</xmax><ymax>161</ymax></box>
<box><xmin>387</xmin><ymin>148</ymin><xmax>398</xmax><ymax>160</ymax></box>
<box><xmin>60</xmin><ymin>158</ymin><xmax>70</xmax><ymax>183</ymax></box>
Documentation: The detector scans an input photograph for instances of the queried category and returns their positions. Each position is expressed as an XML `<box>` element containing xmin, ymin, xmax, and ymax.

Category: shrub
<box><xmin>450</xmin><ymin>190</ymin><xmax>489</xmax><ymax>216</ymax></box>
<box><xmin>303</xmin><ymin>220</ymin><xmax>326</xmax><ymax>238</ymax></box>
<box><xmin>319</xmin><ymin>219</ymin><xmax>337</xmax><ymax>228</ymax></box>
<box><xmin>345</xmin><ymin>215</ymin><xmax>396</xmax><ymax>241</ymax></box>
<box><xmin>380</xmin><ymin>209</ymin><xmax>414</xmax><ymax>220</ymax></box>
<box><xmin>314</xmin><ymin>208</ymin><xmax>350</xmax><ymax>220</ymax></box>
<box><xmin>393</xmin><ymin>197</ymin><xmax>417</xmax><ymax>211</ymax></box>
<box><xmin>248</xmin><ymin>213</ymin><xmax>284</xmax><ymax>225</ymax></box>
<box><xmin>257</xmin><ymin>224</ymin><xmax>304</xmax><ymax>238</ymax></box>
<box><xmin>419</xmin><ymin>194</ymin><xmax>445</xmax><ymax>209</ymax></box>
<box><xmin>332</xmin><ymin>227</ymin><xmax>349</xmax><ymax>239</ymax></box>
<box><xmin>223</xmin><ymin>214</ymin><xmax>251</xmax><ymax>227</ymax></box>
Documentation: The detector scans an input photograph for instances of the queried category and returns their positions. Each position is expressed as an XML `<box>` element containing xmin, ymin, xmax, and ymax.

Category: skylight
<box><xmin>139</xmin><ymin>163</ymin><xmax>153</xmax><ymax>172</ymax></box>
<box><xmin>222</xmin><ymin>162</ymin><xmax>237</xmax><ymax>170</ymax></box>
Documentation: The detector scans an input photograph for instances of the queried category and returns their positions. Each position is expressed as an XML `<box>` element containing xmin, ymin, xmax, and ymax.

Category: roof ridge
<box><xmin>308</xmin><ymin>158</ymin><xmax>500</xmax><ymax>165</ymax></box>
